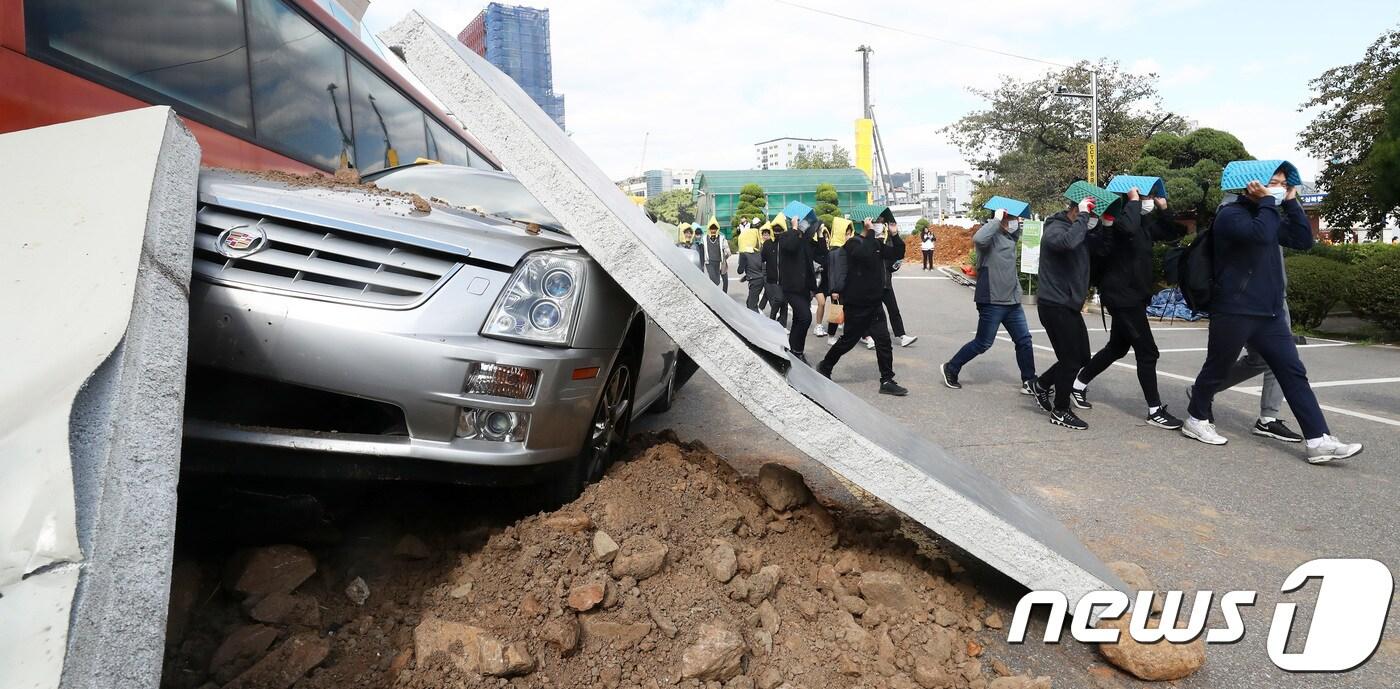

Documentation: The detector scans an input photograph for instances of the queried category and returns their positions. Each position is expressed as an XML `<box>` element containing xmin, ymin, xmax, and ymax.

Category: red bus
<box><xmin>0</xmin><ymin>0</ymin><xmax>500</xmax><ymax>174</ymax></box>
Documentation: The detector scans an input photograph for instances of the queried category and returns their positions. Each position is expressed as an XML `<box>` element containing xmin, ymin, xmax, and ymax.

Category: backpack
<box><xmin>1164</xmin><ymin>227</ymin><xmax>1215</xmax><ymax>312</ymax></box>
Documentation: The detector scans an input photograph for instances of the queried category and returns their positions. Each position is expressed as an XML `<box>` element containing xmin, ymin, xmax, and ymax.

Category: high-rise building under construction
<box><xmin>458</xmin><ymin>3</ymin><xmax>566</xmax><ymax>130</ymax></box>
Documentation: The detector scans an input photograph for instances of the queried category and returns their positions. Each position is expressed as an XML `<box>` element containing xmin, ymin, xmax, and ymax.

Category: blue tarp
<box><xmin>1220</xmin><ymin>159</ymin><xmax>1301</xmax><ymax>191</ymax></box>
<box><xmin>1107</xmin><ymin>175</ymin><xmax>1167</xmax><ymax>198</ymax></box>
<box><xmin>1145</xmin><ymin>288</ymin><xmax>1207</xmax><ymax>321</ymax></box>
<box><xmin>983</xmin><ymin>195</ymin><xmax>1031</xmax><ymax>218</ymax></box>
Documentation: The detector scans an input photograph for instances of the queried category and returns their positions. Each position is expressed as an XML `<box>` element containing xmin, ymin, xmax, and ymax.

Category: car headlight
<box><xmin>483</xmin><ymin>252</ymin><xmax>587</xmax><ymax>345</ymax></box>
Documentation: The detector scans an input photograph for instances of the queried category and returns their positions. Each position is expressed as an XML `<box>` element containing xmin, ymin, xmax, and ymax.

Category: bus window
<box><xmin>424</xmin><ymin>116</ymin><xmax>470</xmax><ymax>168</ymax></box>
<box><xmin>247</xmin><ymin>0</ymin><xmax>354</xmax><ymax>171</ymax></box>
<box><xmin>25</xmin><ymin>0</ymin><xmax>253</xmax><ymax>128</ymax></box>
<box><xmin>348</xmin><ymin>59</ymin><xmax>427</xmax><ymax>173</ymax></box>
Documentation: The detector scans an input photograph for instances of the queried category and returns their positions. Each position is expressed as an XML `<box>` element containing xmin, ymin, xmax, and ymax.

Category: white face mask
<box><xmin>1103</xmin><ymin>218</ymin><xmax>1116</xmax><ymax>227</ymax></box>
<box><xmin>1006</xmin><ymin>220</ymin><xmax>1020</xmax><ymax>232</ymax></box>
<box><xmin>1267</xmin><ymin>186</ymin><xmax>1287</xmax><ymax>204</ymax></box>
<box><xmin>1087</xmin><ymin>217</ymin><xmax>1100</xmax><ymax>229</ymax></box>
<box><xmin>1141</xmin><ymin>199</ymin><xmax>1155</xmax><ymax>214</ymax></box>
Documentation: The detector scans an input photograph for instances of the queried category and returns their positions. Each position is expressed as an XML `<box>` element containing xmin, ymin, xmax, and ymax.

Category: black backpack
<box><xmin>1164</xmin><ymin>227</ymin><xmax>1214</xmax><ymax>312</ymax></box>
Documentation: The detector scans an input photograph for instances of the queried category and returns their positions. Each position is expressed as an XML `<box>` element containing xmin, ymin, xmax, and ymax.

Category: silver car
<box><xmin>184</xmin><ymin>165</ymin><xmax>687</xmax><ymax>493</ymax></box>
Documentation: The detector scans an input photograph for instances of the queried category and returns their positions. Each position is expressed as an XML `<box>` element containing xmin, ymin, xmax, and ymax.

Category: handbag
<box><xmin>827</xmin><ymin>302</ymin><xmax>845</xmax><ymax>325</ymax></box>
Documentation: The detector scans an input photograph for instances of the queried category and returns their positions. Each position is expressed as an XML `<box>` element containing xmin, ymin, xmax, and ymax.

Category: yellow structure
<box><xmin>1086</xmin><ymin>143</ymin><xmax>1098</xmax><ymax>185</ymax></box>
<box><xmin>854</xmin><ymin>118</ymin><xmax>874</xmax><ymax>203</ymax></box>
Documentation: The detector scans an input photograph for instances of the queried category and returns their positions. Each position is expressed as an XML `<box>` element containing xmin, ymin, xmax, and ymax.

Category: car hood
<box><xmin>198</xmin><ymin>169</ymin><xmax>578</xmax><ymax>269</ymax></box>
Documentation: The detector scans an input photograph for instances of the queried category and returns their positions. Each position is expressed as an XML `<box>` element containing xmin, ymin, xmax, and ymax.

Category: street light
<box><xmin>1044</xmin><ymin>69</ymin><xmax>1099</xmax><ymax>184</ymax></box>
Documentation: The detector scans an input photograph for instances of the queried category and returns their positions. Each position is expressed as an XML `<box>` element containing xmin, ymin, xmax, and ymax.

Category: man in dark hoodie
<box><xmin>1071</xmin><ymin>185</ymin><xmax>1186</xmax><ymax>429</ymax></box>
<box><xmin>818</xmin><ymin>219</ymin><xmax>908</xmax><ymax>395</ymax></box>
<box><xmin>1030</xmin><ymin>194</ymin><xmax>1100</xmax><ymax>430</ymax></box>
<box><xmin>1182</xmin><ymin>165</ymin><xmax>1362</xmax><ymax>464</ymax></box>
<box><xmin>777</xmin><ymin>215</ymin><xmax>827</xmax><ymax>362</ymax></box>
<box><xmin>760</xmin><ymin>223</ymin><xmax>786</xmax><ymax>324</ymax></box>
<box><xmin>942</xmin><ymin>206</ymin><xmax>1037</xmax><ymax>392</ymax></box>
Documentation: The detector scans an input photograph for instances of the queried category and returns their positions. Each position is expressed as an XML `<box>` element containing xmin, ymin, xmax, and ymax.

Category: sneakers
<box><xmin>1253</xmin><ymin>418</ymin><xmax>1303</xmax><ymax>443</ymax></box>
<box><xmin>1050</xmin><ymin>409</ymin><xmax>1088</xmax><ymax>430</ymax></box>
<box><xmin>863</xmin><ymin>336</ymin><xmax>875</xmax><ymax>350</ymax></box>
<box><xmin>826</xmin><ymin>333</ymin><xmax>838</xmax><ymax>346</ymax></box>
<box><xmin>1146</xmin><ymin>405</ymin><xmax>1183</xmax><ymax>430</ymax></box>
<box><xmin>1070</xmin><ymin>388</ymin><xmax>1092</xmax><ymax>409</ymax></box>
<box><xmin>941</xmin><ymin>363</ymin><xmax>961</xmax><ymax>390</ymax></box>
<box><xmin>1181</xmin><ymin>417</ymin><xmax>1228</xmax><ymax>445</ymax></box>
<box><xmin>814</xmin><ymin>325</ymin><xmax>828</xmax><ymax>337</ymax></box>
<box><xmin>1305</xmin><ymin>435</ymin><xmax>1363</xmax><ymax>464</ymax></box>
<box><xmin>1021</xmin><ymin>380</ymin><xmax>1036</xmax><ymax>396</ymax></box>
<box><xmin>900</xmin><ymin>334</ymin><xmax>918</xmax><ymax>347</ymax></box>
<box><xmin>879</xmin><ymin>380</ymin><xmax>909</xmax><ymax>396</ymax></box>
<box><xmin>1030</xmin><ymin>380</ymin><xmax>1053</xmax><ymax>413</ymax></box>
<box><xmin>816</xmin><ymin>362</ymin><xmax>833</xmax><ymax>379</ymax></box>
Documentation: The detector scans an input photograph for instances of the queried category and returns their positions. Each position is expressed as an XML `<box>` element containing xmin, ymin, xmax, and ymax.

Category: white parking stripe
<box><xmin>993</xmin><ymin>336</ymin><xmax>1400</xmax><ymax>428</ymax></box>
<box><xmin>1234</xmin><ymin>377</ymin><xmax>1400</xmax><ymax>392</ymax></box>
<box><xmin>1155</xmin><ymin>343</ymin><xmax>1351</xmax><ymax>353</ymax></box>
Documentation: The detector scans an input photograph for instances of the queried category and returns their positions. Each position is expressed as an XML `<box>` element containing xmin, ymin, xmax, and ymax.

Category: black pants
<box><xmin>819</xmin><ymin>301</ymin><xmax>895</xmax><ymax>382</ymax></box>
<box><xmin>785</xmin><ymin>289</ymin><xmax>812</xmax><ymax>354</ymax></box>
<box><xmin>881</xmin><ymin>287</ymin><xmax>906</xmax><ymax>337</ymax></box>
<box><xmin>1188</xmin><ymin>312</ymin><xmax>1328</xmax><ymax>439</ymax></box>
<box><xmin>1080</xmin><ymin>305</ymin><xmax>1162</xmax><ymax>407</ymax></box>
<box><xmin>766</xmin><ymin>283</ymin><xmax>787</xmax><ymax>324</ymax></box>
<box><xmin>1036</xmin><ymin>302</ymin><xmax>1090</xmax><ymax>412</ymax></box>
<box><xmin>745</xmin><ymin>277</ymin><xmax>765</xmax><ymax>311</ymax></box>
<box><xmin>922</xmin><ymin>249</ymin><xmax>933</xmax><ymax>270</ymax></box>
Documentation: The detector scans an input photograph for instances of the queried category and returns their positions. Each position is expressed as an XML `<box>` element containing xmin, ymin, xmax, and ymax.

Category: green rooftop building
<box><xmin>693</xmin><ymin>168</ymin><xmax>872</xmax><ymax>229</ymax></box>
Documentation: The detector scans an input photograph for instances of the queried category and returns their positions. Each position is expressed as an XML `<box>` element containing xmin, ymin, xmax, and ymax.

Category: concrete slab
<box><xmin>378</xmin><ymin>13</ymin><xmax>1122</xmax><ymax>601</ymax></box>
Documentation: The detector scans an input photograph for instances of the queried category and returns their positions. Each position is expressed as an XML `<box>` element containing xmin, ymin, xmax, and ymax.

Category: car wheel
<box><xmin>554</xmin><ymin>356</ymin><xmax>634</xmax><ymax>501</ymax></box>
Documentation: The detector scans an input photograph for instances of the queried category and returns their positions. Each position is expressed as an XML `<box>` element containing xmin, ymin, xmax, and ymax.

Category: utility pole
<box><xmin>857</xmin><ymin>45</ymin><xmax>872</xmax><ymax>118</ymax></box>
<box><xmin>1047</xmin><ymin>65</ymin><xmax>1100</xmax><ymax>185</ymax></box>
<box><xmin>855</xmin><ymin>45</ymin><xmax>892</xmax><ymax>203</ymax></box>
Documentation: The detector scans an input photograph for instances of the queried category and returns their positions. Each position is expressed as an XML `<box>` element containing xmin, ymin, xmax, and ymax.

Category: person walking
<box><xmin>823</xmin><ymin>218</ymin><xmax>854</xmax><ymax>345</ymax></box>
<box><xmin>920</xmin><ymin>229</ymin><xmax>935</xmax><ymax>270</ymax></box>
<box><xmin>1029</xmin><ymin>191</ymin><xmax>1102</xmax><ymax>430</ymax></box>
<box><xmin>777</xmin><ymin>215</ymin><xmax>826</xmax><ymax>362</ymax></box>
<box><xmin>941</xmin><ymin>203</ymin><xmax>1037</xmax><ymax>394</ymax></box>
<box><xmin>1072</xmin><ymin>184</ymin><xmax>1186</xmax><ymax>429</ymax></box>
<box><xmin>818</xmin><ymin>218</ymin><xmax>908</xmax><ymax>394</ymax></box>
<box><xmin>1182</xmin><ymin>162</ymin><xmax>1362</xmax><ymax>463</ymax></box>
<box><xmin>736</xmin><ymin>218</ymin><xmax>759</xmax><ymax>282</ymax></box>
<box><xmin>813</xmin><ymin>223</ymin><xmax>833</xmax><ymax>338</ymax></box>
<box><xmin>700</xmin><ymin>218</ymin><xmax>730</xmax><ymax>288</ymax></box>
<box><xmin>862</xmin><ymin>220</ymin><xmax>917</xmax><ymax>350</ymax></box>
<box><xmin>761</xmin><ymin>220</ymin><xmax>787</xmax><ymax>325</ymax></box>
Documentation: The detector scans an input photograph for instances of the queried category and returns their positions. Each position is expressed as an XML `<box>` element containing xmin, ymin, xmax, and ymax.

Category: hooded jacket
<box><xmin>736</xmin><ymin>224</ymin><xmax>760</xmax><ymax>254</ymax></box>
<box><xmin>839</xmin><ymin>230</ymin><xmax>906</xmax><ymax>306</ymax></box>
<box><xmin>972</xmin><ymin>219</ymin><xmax>1023</xmax><ymax>305</ymax></box>
<box><xmin>1096</xmin><ymin>205</ymin><xmax>1187</xmax><ymax>309</ymax></box>
<box><xmin>700</xmin><ymin>220</ymin><xmax>730</xmax><ymax>264</ymax></box>
<box><xmin>1210</xmin><ymin>195</ymin><xmax>1313</xmax><ymax>317</ymax></box>
<box><xmin>777</xmin><ymin>223</ymin><xmax>827</xmax><ymax>293</ymax></box>
<box><xmin>1038</xmin><ymin>209</ymin><xmax>1094</xmax><ymax>309</ymax></box>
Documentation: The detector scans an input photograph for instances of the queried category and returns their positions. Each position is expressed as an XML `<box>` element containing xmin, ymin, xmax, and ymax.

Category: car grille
<box><xmin>193</xmin><ymin>206</ymin><xmax>461</xmax><ymax>307</ymax></box>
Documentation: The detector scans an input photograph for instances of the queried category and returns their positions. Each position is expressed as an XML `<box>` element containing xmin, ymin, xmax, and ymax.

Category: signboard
<box><xmin>1019</xmin><ymin>220</ymin><xmax>1043</xmax><ymax>274</ymax></box>
<box><xmin>1086</xmin><ymin>143</ymin><xmax>1097</xmax><ymax>185</ymax></box>
<box><xmin>1300</xmin><ymin>193</ymin><xmax>1327</xmax><ymax>206</ymax></box>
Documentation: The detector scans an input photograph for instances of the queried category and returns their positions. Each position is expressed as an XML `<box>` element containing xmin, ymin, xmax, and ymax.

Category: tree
<box><xmin>791</xmin><ymin>145</ymin><xmax>853</xmax><ymax>169</ymax></box>
<box><xmin>915</xmin><ymin>218</ymin><xmax>930</xmax><ymax>234</ymax></box>
<box><xmin>814</xmin><ymin>182</ymin><xmax>841</xmax><ymax>228</ymax></box>
<box><xmin>943</xmin><ymin>59</ymin><xmax>1185</xmax><ymax>216</ymax></box>
<box><xmin>1299</xmin><ymin>27</ymin><xmax>1400</xmax><ymax>236</ymax></box>
<box><xmin>1365</xmin><ymin>67</ymin><xmax>1400</xmax><ymax>216</ymax></box>
<box><xmin>1130</xmin><ymin>128</ymin><xmax>1251</xmax><ymax>222</ymax></box>
<box><xmin>733</xmin><ymin>183</ymin><xmax>767</xmax><ymax>230</ymax></box>
<box><xmin>644</xmin><ymin>188</ymin><xmax>697</xmax><ymax>226</ymax></box>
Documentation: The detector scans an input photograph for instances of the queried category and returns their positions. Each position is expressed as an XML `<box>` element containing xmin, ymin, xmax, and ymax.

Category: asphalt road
<box><xmin>637</xmin><ymin>259</ymin><xmax>1400</xmax><ymax>688</ymax></box>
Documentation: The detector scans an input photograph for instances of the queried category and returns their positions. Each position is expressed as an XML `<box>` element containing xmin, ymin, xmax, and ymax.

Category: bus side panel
<box><xmin>0</xmin><ymin>49</ymin><xmax>315</xmax><ymax>174</ymax></box>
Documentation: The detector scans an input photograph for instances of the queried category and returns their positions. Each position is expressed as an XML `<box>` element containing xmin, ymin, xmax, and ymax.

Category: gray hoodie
<box><xmin>972</xmin><ymin>220</ymin><xmax>1023</xmax><ymax>305</ymax></box>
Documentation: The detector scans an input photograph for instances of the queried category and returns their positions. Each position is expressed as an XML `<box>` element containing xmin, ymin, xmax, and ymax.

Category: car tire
<box><xmin>553</xmin><ymin>352</ymin><xmax>634</xmax><ymax>502</ymax></box>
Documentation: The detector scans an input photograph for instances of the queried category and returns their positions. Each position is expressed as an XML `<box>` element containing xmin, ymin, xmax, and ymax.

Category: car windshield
<box><xmin>368</xmin><ymin>165</ymin><xmax>567</xmax><ymax>234</ymax></box>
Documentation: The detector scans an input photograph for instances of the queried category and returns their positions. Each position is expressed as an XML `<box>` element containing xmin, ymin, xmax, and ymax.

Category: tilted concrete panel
<box><xmin>379</xmin><ymin>13</ymin><xmax>1123</xmax><ymax>601</ymax></box>
<box><xmin>0</xmin><ymin>107</ymin><xmax>199</xmax><ymax>689</ymax></box>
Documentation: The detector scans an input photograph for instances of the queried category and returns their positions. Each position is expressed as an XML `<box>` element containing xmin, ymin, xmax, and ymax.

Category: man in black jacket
<box><xmin>817</xmin><ymin>219</ymin><xmax>908</xmax><ymax>395</ymax></box>
<box><xmin>777</xmin><ymin>215</ymin><xmax>827</xmax><ymax>362</ymax></box>
<box><xmin>760</xmin><ymin>225</ymin><xmax>786</xmax><ymax>325</ymax></box>
<box><xmin>1072</xmin><ymin>186</ymin><xmax>1186</xmax><ymax>429</ymax></box>
<box><xmin>1031</xmin><ymin>195</ymin><xmax>1100</xmax><ymax>430</ymax></box>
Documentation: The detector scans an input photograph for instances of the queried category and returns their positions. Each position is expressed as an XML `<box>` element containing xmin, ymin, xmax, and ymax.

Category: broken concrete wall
<box><xmin>0</xmin><ymin>107</ymin><xmax>200</xmax><ymax>689</ymax></box>
<box><xmin>379</xmin><ymin>14</ymin><xmax>1123</xmax><ymax>603</ymax></box>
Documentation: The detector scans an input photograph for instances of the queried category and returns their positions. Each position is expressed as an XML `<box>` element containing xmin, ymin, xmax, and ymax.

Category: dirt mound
<box><xmin>902</xmin><ymin>226</ymin><xmax>977</xmax><ymax>267</ymax></box>
<box><xmin>164</xmin><ymin>437</ymin><xmax>1049</xmax><ymax>689</ymax></box>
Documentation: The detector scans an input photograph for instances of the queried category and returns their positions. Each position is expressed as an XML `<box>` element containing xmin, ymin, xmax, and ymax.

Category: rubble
<box><xmin>1097</xmin><ymin>616</ymin><xmax>1206</xmax><ymax>681</ymax></box>
<box><xmin>225</xmin><ymin>545</ymin><xmax>317</xmax><ymax>603</ymax></box>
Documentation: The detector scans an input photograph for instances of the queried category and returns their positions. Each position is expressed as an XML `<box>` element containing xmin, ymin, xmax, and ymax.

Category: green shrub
<box><xmin>1293</xmin><ymin>242</ymin><xmax>1400</xmax><ymax>265</ymax></box>
<box><xmin>1285</xmin><ymin>255</ymin><xmax>1352</xmax><ymax>330</ymax></box>
<box><xmin>1345</xmin><ymin>249</ymin><xmax>1400</xmax><ymax>332</ymax></box>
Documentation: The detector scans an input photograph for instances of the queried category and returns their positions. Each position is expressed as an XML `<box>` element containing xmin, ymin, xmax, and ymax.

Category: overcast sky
<box><xmin>364</xmin><ymin>1</ymin><xmax>1400</xmax><ymax>183</ymax></box>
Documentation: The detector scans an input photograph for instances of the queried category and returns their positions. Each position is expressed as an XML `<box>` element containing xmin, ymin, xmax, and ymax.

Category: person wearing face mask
<box><xmin>736</xmin><ymin>218</ymin><xmax>759</xmax><ymax>282</ymax></box>
<box><xmin>761</xmin><ymin>219</ymin><xmax>788</xmax><ymax>325</ymax></box>
<box><xmin>1029</xmin><ymin>185</ymin><xmax>1116</xmax><ymax>430</ymax></box>
<box><xmin>817</xmin><ymin>218</ymin><xmax>909</xmax><ymax>395</ymax></box>
<box><xmin>701</xmin><ymin>218</ymin><xmax>731</xmax><ymax>288</ymax></box>
<box><xmin>1071</xmin><ymin>182</ymin><xmax>1187</xmax><ymax>429</ymax></box>
<box><xmin>776</xmin><ymin>215</ymin><xmax>827</xmax><ymax>363</ymax></box>
<box><xmin>1182</xmin><ymin>162</ymin><xmax>1362</xmax><ymax>463</ymax></box>
<box><xmin>941</xmin><ymin>199</ymin><xmax>1037</xmax><ymax>393</ymax></box>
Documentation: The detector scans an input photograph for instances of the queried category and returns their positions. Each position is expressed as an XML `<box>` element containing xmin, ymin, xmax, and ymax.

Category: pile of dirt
<box><xmin>900</xmin><ymin>226</ymin><xmax>977</xmax><ymax>266</ymax></box>
<box><xmin>163</xmin><ymin>437</ymin><xmax>1053</xmax><ymax>689</ymax></box>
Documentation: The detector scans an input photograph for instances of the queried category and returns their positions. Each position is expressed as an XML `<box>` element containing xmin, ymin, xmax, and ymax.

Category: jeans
<box><xmin>1080</xmin><ymin>305</ymin><xmax>1162</xmax><ymax>407</ymax></box>
<box><xmin>922</xmin><ymin>249</ymin><xmax>933</xmax><ymax>270</ymax></box>
<box><xmin>785</xmin><ymin>289</ymin><xmax>812</xmax><ymax>354</ymax></box>
<box><xmin>947</xmin><ymin>303</ymin><xmax>1036</xmax><ymax>382</ymax></box>
<box><xmin>881</xmin><ymin>287</ymin><xmax>906</xmax><ymax>337</ymax></box>
<box><xmin>1188</xmin><ymin>312</ymin><xmax>1328</xmax><ymax>438</ymax></box>
<box><xmin>819</xmin><ymin>301</ymin><xmax>895</xmax><ymax>382</ymax></box>
<box><xmin>1037</xmin><ymin>303</ymin><xmax>1090</xmax><ymax>412</ymax></box>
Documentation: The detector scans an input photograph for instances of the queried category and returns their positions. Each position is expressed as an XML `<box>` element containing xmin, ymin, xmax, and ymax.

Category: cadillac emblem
<box><xmin>215</xmin><ymin>223</ymin><xmax>267</xmax><ymax>258</ymax></box>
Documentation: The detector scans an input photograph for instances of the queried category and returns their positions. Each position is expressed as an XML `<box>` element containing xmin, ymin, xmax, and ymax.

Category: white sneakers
<box><xmin>1305</xmin><ymin>435</ymin><xmax>1363</xmax><ymax>464</ymax></box>
<box><xmin>1181</xmin><ymin>417</ymin><xmax>1228</xmax><ymax>445</ymax></box>
<box><xmin>900</xmin><ymin>334</ymin><xmax>919</xmax><ymax>347</ymax></box>
<box><xmin>813</xmin><ymin>325</ymin><xmax>828</xmax><ymax>337</ymax></box>
<box><xmin>863</xmin><ymin>336</ymin><xmax>875</xmax><ymax>350</ymax></box>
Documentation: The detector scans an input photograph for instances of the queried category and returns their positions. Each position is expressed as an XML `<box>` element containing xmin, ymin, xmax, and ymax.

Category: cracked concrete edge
<box><xmin>59</xmin><ymin>110</ymin><xmax>200</xmax><ymax>689</ymax></box>
<box><xmin>379</xmin><ymin>14</ymin><xmax>1119</xmax><ymax>603</ymax></box>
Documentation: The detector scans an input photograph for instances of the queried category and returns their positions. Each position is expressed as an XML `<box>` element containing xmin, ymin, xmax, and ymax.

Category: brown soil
<box><xmin>902</xmin><ymin>226</ymin><xmax>978</xmax><ymax>267</ymax></box>
<box><xmin>164</xmin><ymin>435</ymin><xmax>1046</xmax><ymax>689</ymax></box>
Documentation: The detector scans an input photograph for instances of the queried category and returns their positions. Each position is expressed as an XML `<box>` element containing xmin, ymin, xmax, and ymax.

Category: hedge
<box><xmin>1284</xmin><ymin>255</ymin><xmax>1352</xmax><ymax>330</ymax></box>
<box><xmin>1344</xmin><ymin>249</ymin><xmax>1400</xmax><ymax>332</ymax></box>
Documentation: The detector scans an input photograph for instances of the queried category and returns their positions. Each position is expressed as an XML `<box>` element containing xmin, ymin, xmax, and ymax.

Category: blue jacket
<box><xmin>1211</xmin><ymin>196</ymin><xmax>1313</xmax><ymax>317</ymax></box>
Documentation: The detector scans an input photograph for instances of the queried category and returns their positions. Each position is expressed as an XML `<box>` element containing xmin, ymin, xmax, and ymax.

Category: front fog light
<box><xmin>455</xmin><ymin>407</ymin><xmax>529</xmax><ymax>441</ymax></box>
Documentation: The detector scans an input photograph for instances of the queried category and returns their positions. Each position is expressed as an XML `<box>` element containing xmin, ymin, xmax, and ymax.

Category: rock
<box><xmin>715</xmin><ymin>506</ymin><xmax>745</xmax><ymax>533</ymax></box>
<box><xmin>806</xmin><ymin>502</ymin><xmax>836</xmax><ymax>535</ymax></box>
<box><xmin>737</xmin><ymin>549</ymin><xmax>764</xmax><ymax>575</ymax></box>
<box><xmin>967</xmin><ymin>640</ymin><xmax>984</xmax><ymax>657</ymax></box>
<box><xmin>580</xmin><ymin>617</ymin><xmax>653</xmax><ymax>650</ymax></box>
<box><xmin>756</xmin><ymin>600</ymin><xmax>781</xmax><ymax>634</ymax></box>
<box><xmin>834</xmin><ymin>552</ymin><xmax>861</xmax><ymax>574</ymax></box>
<box><xmin>600</xmin><ymin>666</ymin><xmax>623</xmax><ymax>689</ymax></box>
<box><xmin>593</xmin><ymin>530</ymin><xmax>620</xmax><ymax>562</ymax></box>
<box><xmin>706</xmin><ymin>541</ymin><xmax>739</xmax><ymax>583</ymax></box>
<box><xmin>209</xmin><ymin>625</ymin><xmax>278</xmax><ymax>684</ymax></box>
<box><xmin>932</xmin><ymin>606</ymin><xmax>961</xmax><ymax>628</ymax></box>
<box><xmin>224</xmin><ymin>631</ymin><xmax>329</xmax><ymax>689</ymax></box>
<box><xmin>388</xmin><ymin>647</ymin><xmax>413</xmax><ymax>678</ymax></box>
<box><xmin>1096</xmin><ymin>616</ymin><xmax>1205</xmax><ymax>681</ymax></box>
<box><xmin>797</xmin><ymin>598</ymin><xmax>819</xmax><ymax>621</ymax></box>
<box><xmin>990</xmin><ymin>659</ymin><xmax>1011</xmax><ymax>677</ymax></box>
<box><xmin>680</xmin><ymin>625</ymin><xmax>746</xmax><ymax>681</ymax></box>
<box><xmin>541</xmin><ymin>615</ymin><xmax>581</xmax><ymax>656</ymax></box>
<box><xmin>1107</xmin><ymin>561</ymin><xmax>1163</xmax><ymax>614</ymax></box>
<box><xmin>490</xmin><ymin>641</ymin><xmax>535</xmax><ymax>677</ymax></box>
<box><xmin>225</xmin><ymin>545</ymin><xmax>317</xmax><ymax>603</ymax></box>
<box><xmin>757</xmin><ymin>463</ymin><xmax>811</xmax><ymax>511</ymax></box>
<box><xmin>519</xmin><ymin>591</ymin><xmax>546</xmax><ymax>617</ymax></box>
<box><xmin>839</xmin><ymin>595</ymin><xmax>868</xmax><ymax>616</ymax></box>
<box><xmin>247</xmin><ymin>592</ymin><xmax>321</xmax><ymax>627</ymax></box>
<box><xmin>345</xmin><ymin>576</ymin><xmax>370</xmax><ymax>606</ymax></box>
<box><xmin>413</xmin><ymin>616</ymin><xmax>534</xmax><ymax>677</ymax></box>
<box><xmin>756</xmin><ymin>667</ymin><xmax>784</xmax><ymax>689</ymax></box>
<box><xmin>611</xmin><ymin>535</ymin><xmax>668</xmax><ymax>580</ymax></box>
<box><xmin>648</xmin><ymin>605</ymin><xmax>679</xmax><ymax>639</ymax></box>
<box><xmin>568</xmin><ymin>581</ymin><xmax>607</xmax><ymax>611</ymax></box>
<box><xmin>988</xmin><ymin>677</ymin><xmax>1052</xmax><ymax>689</ymax></box>
<box><xmin>858</xmin><ymin>571</ymin><xmax>920</xmax><ymax>611</ymax></box>
<box><xmin>912</xmin><ymin>656</ymin><xmax>956</xmax><ymax>689</ymax></box>
<box><xmin>985</xmin><ymin>612</ymin><xmax>1004</xmax><ymax>630</ymax></box>
<box><xmin>922</xmin><ymin>626</ymin><xmax>959</xmax><ymax>664</ymax></box>
<box><xmin>727</xmin><ymin>676</ymin><xmax>756</xmax><ymax>689</ymax></box>
<box><xmin>837</xmin><ymin>653</ymin><xmax>861</xmax><ymax>676</ymax></box>
<box><xmin>746</xmin><ymin>565</ymin><xmax>782</xmax><ymax>605</ymax></box>
<box><xmin>394</xmin><ymin>534</ymin><xmax>432</xmax><ymax>559</ymax></box>
<box><xmin>542</xmin><ymin>512</ymin><xmax>592</xmax><ymax>532</ymax></box>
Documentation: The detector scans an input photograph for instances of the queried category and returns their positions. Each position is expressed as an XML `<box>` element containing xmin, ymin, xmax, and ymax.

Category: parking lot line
<box><xmin>893</xmin><ymin>276</ymin><xmax>950</xmax><ymax>280</ymax></box>
<box><xmin>1233</xmin><ymin>377</ymin><xmax>1400</xmax><ymax>392</ymax></box>
<box><xmin>1156</xmin><ymin>342</ymin><xmax>1352</xmax><ymax>353</ymax></box>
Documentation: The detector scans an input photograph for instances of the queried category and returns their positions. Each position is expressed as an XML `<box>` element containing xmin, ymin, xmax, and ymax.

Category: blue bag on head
<box><xmin>1220</xmin><ymin>160</ymin><xmax>1301</xmax><ymax>191</ymax></box>
<box><xmin>782</xmin><ymin>200</ymin><xmax>817</xmax><ymax>230</ymax></box>
<box><xmin>982</xmin><ymin>196</ymin><xmax>1030</xmax><ymax>218</ymax></box>
<box><xmin>1106</xmin><ymin>175</ymin><xmax>1167</xmax><ymax>198</ymax></box>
